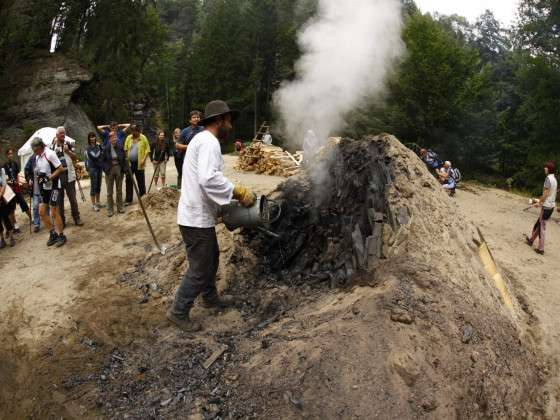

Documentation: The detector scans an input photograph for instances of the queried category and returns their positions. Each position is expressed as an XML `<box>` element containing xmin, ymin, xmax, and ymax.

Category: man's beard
<box><xmin>217</xmin><ymin>125</ymin><xmax>231</xmax><ymax>142</ymax></box>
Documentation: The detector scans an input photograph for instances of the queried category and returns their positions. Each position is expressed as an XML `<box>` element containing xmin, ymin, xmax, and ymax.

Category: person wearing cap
<box><xmin>51</xmin><ymin>126</ymin><xmax>83</xmax><ymax>227</ymax></box>
<box><xmin>167</xmin><ymin>100</ymin><xmax>256</xmax><ymax>332</ymax></box>
<box><xmin>30</xmin><ymin>137</ymin><xmax>67</xmax><ymax>247</ymax></box>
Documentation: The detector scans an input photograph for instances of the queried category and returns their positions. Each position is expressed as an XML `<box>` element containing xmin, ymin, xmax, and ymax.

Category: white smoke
<box><xmin>274</xmin><ymin>0</ymin><xmax>405</xmax><ymax>147</ymax></box>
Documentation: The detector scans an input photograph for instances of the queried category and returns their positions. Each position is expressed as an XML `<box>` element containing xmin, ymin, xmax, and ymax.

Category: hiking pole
<box><xmin>76</xmin><ymin>177</ymin><xmax>86</xmax><ymax>202</ymax></box>
<box><xmin>29</xmin><ymin>192</ymin><xmax>33</xmax><ymax>235</ymax></box>
<box><xmin>127</xmin><ymin>166</ymin><xmax>167</xmax><ymax>255</ymax></box>
<box><xmin>147</xmin><ymin>162</ymin><xmax>160</xmax><ymax>194</ymax></box>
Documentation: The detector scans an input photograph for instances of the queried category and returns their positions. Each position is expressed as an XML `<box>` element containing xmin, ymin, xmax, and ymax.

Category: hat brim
<box><xmin>200</xmin><ymin>109</ymin><xmax>240</xmax><ymax>126</ymax></box>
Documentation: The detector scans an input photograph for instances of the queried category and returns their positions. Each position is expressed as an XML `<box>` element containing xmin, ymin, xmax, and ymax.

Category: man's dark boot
<box><xmin>166</xmin><ymin>306</ymin><xmax>201</xmax><ymax>332</ymax></box>
<box><xmin>47</xmin><ymin>230</ymin><xmax>58</xmax><ymax>246</ymax></box>
<box><xmin>201</xmin><ymin>294</ymin><xmax>236</xmax><ymax>309</ymax></box>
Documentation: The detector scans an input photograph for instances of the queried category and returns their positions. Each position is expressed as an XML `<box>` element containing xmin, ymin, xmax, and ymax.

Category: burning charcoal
<box><xmin>244</xmin><ymin>136</ymin><xmax>391</xmax><ymax>288</ymax></box>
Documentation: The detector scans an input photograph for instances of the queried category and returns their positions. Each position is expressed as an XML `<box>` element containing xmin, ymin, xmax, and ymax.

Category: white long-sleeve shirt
<box><xmin>177</xmin><ymin>130</ymin><xmax>234</xmax><ymax>228</ymax></box>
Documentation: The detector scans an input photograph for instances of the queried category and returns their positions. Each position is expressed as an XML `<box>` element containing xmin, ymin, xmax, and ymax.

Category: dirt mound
<box><xmin>0</xmin><ymin>135</ymin><xmax>548</xmax><ymax>419</ymax></box>
<box><xmin>142</xmin><ymin>187</ymin><xmax>180</xmax><ymax>212</ymax></box>
<box><xmin>186</xmin><ymin>134</ymin><xmax>543</xmax><ymax>419</ymax></box>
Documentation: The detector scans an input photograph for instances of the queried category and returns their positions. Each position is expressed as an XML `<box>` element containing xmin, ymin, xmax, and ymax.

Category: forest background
<box><xmin>0</xmin><ymin>0</ymin><xmax>558</xmax><ymax>192</ymax></box>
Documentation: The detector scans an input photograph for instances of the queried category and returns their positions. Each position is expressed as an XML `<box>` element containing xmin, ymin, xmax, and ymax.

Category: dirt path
<box><xmin>456</xmin><ymin>183</ymin><xmax>560</xmax><ymax>415</ymax></box>
<box><xmin>0</xmin><ymin>155</ymin><xmax>283</xmax><ymax>344</ymax></box>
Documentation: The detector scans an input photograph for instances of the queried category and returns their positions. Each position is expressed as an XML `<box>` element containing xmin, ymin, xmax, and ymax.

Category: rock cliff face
<box><xmin>0</xmin><ymin>54</ymin><xmax>96</xmax><ymax>156</ymax></box>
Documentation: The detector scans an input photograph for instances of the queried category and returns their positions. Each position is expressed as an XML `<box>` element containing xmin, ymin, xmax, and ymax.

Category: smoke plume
<box><xmin>274</xmin><ymin>0</ymin><xmax>405</xmax><ymax>147</ymax></box>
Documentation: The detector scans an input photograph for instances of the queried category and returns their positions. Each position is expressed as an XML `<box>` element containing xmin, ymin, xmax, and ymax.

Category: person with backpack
<box><xmin>438</xmin><ymin>161</ymin><xmax>457</xmax><ymax>195</ymax></box>
<box><xmin>24</xmin><ymin>153</ymin><xmax>43</xmax><ymax>232</ymax></box>
<box><xmin>51</xmin><ymin>126</ymin><xmax>83</xmax><ymax>227</ymax></box>
<box><xmin>525</xmin><ymin>161</ymin><xmax>557</xmax><ymax>255</ymax></box>
<box><xmin>420</xmin><ymin>148</ymin><xmax>443</xmax><ymax>170</ymax></box>
<box><xmin>30</xmin><ymin>137</ymin><xmax>67</xmax><ymax>247</ymax></box>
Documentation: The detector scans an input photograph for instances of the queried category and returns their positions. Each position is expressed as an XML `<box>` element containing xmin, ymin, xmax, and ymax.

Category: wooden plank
<box><xmin>202</xmin><ymin>344</ymin><xmax>228</xmax><ymax>369</ymax></box>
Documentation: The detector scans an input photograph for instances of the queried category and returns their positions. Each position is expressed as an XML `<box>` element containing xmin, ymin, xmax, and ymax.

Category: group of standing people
<box><xmin>0</xmin><ymin>127</ymin><xmax>79</xmax><ymax>248</ymax></box>
<box><xmin>0</xmin><ymin>108</ymin><xmax>208</xmax><ymax>250</ymax></box>
<box><xmin>419</xmin><ymin>148</ymin><xmax>459</xmax><ymax>195</ymax></box>
<box><xmin>90</xmin><ymin>122</ymin><xmax>151</xmax><ymax>216</ymax></box>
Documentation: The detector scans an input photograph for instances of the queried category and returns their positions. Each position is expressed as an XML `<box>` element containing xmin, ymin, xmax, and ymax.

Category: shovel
<box><xmin>127</xmin><ymin>166</ymin><xmax>168</xmax><ymax>255</ymax></box>
<box><xmin>147</xmin><ymin>162</ymin><xmax>161</xmax><ymax>194</ymax></box>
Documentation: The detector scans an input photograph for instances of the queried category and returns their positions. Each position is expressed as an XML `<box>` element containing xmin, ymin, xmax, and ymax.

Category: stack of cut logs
<box><xmin>237</xmin><ymin>142</ymin><xmax>302</xmax><ymax>177</ymax></box>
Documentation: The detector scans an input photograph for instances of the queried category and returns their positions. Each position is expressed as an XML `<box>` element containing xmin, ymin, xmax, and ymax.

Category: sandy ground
<box><xmin>456</xmin><ymin>184</ymin><xmax>560</xmax><ymax>349</ymax></box>
<box><xmin>456</xmin><ymin>183</ymin><xmax>560</xmax><ymax>414</ymax></box>
<box><xmin>1</xmin><ymin>150</ymin><xmax>559</xmax><ymax>418</ymax></box>
<box><xmin>0</xmin><ymin>155</ymin><xmax>283</xmax><ymax>343</ymax></box>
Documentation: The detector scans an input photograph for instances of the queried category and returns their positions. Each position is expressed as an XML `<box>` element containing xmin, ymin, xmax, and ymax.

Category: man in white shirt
<box><xmin>167</xmin><ymin>100</ymin><xmax>256</xmax><ymax>331</ymax></box>
<box><xmin>51</xmin><ymin>126</ymin><xmax>83</xmax><ymax>227</ymax></box>
<box><xmin>31</xmin><ymin>137</ymin><xmax>67</xmax><ymax>247</ymax></box>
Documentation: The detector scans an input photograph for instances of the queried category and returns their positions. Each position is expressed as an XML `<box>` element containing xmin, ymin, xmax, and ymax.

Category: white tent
<box><xmin>17</xmin><ymin>127</ymin><xmax>76</xmax><ymax>170</ymax></box>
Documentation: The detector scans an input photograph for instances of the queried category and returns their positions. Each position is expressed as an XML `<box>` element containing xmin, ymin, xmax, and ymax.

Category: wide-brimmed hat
<box><xmin>200</xmin><ymin>100</ymin><xmax>239</xmax><ymax>126</ymax></box>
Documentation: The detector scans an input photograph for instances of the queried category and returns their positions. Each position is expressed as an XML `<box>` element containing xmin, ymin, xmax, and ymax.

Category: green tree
<box><xmin>518</xmin><ymin>0</ymin><xmax>560</xmax><ymax>59</ymax></box>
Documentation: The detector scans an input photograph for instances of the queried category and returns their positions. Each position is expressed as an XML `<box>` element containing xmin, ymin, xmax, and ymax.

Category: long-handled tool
<box><xmin>127</xmin><ymin>166</ymin><xmax>167</xmax><ymax>255</ymax></box>
<box><xmin>147</xmin><ymin>162</ymin><xmax>161</xmax><ymax>194</ymax></box>
<box><xmin>76</xmin><ymin>177</ymin><xmax>86</xmax><ymax>202</ymax></box>
<box><xmin>29</xmin><ymin>192</ymin><xmax>33</xmax><ymax>235</ymax></box>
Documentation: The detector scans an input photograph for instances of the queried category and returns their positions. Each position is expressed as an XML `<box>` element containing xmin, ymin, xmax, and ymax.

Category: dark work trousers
<box><xmin>171</xmin><ymin>226</ymin><xmax>220</xmax><ymax>318</ymax></box>
<box><xmin>88</xmin><ymin>167</ymin><xmax>103</xmax><ymax>196</ymax></box>
<box><xmin>174</xmin><ymin>154</ymin><xmax>184</xmax><ymax>188</ymax></box>
<box><xmin>530</xmin><ymin>207</ymin><xmax>554</xmax><ymax>252</ymax></box>
<box><xmin>58</xmin><ymin>179</ymin><xmax>80</xmax><ymax>225</ymax></box>
<box><xmin>125</xmin><ymin>160</ymin><xmax>146</xmax><ymax>203</ymax></box>
<box><xmin>0</xmin><ymin>200</ymin><xmax>14</xmax><ymax>234</ymax></box>
<box><xmin>106</xmin><ymin>165</ymin><xmax>124</xmax><ymax>213</ymax></box>
<box><xmin>14</xmin><ymin>192</ymin><xmax>30</xmax><ymax>213</ymax></box>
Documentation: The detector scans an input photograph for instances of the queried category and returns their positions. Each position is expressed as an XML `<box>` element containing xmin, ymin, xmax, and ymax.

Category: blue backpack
<box><xmin>425</xmin><ymin>150</ymin><xmax>443</xmax><ymax>169</ymax></box>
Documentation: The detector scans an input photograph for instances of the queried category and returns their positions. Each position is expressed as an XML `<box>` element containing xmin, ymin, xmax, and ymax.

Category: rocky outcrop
<box><xmin>0</xmin><ymin>54</ymin><xmax>95</xmax><ymax>154</ymax></box>
<box><xmin>64</xmin><ymin>102</ymin><xmax>97</xmax><ymax>145</ymax></box>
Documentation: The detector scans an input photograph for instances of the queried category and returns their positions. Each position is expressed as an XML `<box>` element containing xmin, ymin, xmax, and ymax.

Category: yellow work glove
<box><xmin>233</xmin><ymin>184</ymin><xmax>256</xmax><ymax>208</ymax></box>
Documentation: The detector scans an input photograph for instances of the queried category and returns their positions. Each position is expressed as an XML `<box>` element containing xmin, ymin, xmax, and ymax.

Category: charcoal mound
<box><xmin>223</xmin><ymin>134</ymin><xmax>547</xmax><ymax>419</ymax></box>
<box><xmin>247</xmin><ymin>138</ymin><xmax>390</xmax><ymax>287</ymax></box>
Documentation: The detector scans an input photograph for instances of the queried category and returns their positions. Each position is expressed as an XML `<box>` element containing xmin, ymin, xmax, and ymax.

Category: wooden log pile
<box><xmin>237</xmin><ymin>142</ymin><xmax>302</xmax><ymax>177</ymax></box>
